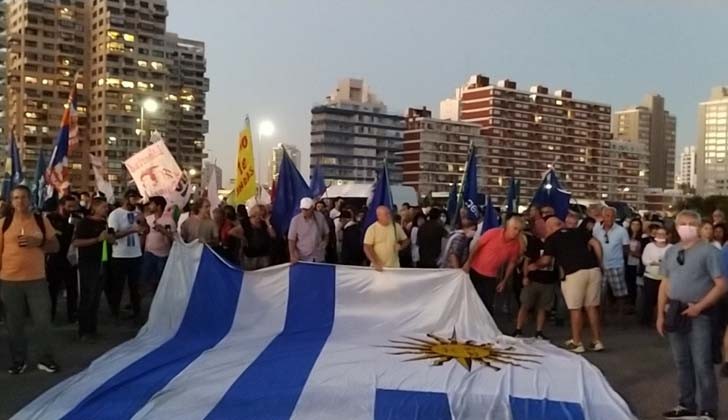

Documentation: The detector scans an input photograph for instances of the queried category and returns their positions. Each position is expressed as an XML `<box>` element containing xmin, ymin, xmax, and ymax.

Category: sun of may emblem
<box><xmin>382</xmin><ymin>330</ymin><xmax>541</xmax><ymax>372</ymax></box>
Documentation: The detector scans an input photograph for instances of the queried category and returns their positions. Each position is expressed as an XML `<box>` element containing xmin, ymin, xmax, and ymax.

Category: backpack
<box><xmin>2</xmin><ymin>211</ymin><xmax>46</xmax><ymax>246</ymax></box>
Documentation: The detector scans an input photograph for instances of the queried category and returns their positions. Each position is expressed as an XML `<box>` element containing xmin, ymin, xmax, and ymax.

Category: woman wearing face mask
<box><xmin>641</xmin><ymin>226</ymin><xmax>672</xmax><ymax>325</ymax></box>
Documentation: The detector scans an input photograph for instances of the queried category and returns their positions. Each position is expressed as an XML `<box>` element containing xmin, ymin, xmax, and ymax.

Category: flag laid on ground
<box><xmin>15</xmin><ymin>242</ymin><xmax>635</xmax><ymax>420</ymax></box>
<box><xmin>309</xmin><ymin>163</ymin><xmax>327</xmax><ymax>199</ymax></box>
<box><xmin>506</xmin><ymin>176</ymin><xmax>520</xmax><ymax>214</ymax></box>
<box><xmin>31</xmin><ymin>149</ymin><xmax>46</xmax><ymax>209</ymax></box>
<box><xmin>481</xmin><ymin>194</ymin><xmax>501</xmax><ymax>234</ymax></box>
<box><xmin>232</xmin><ymin>116</ymin><xmax>256</xmax><ymax>205</ymax></box>
<box><xmin>446</xmin><ymin>182</ymin><xmax>458</xmax><ymax>225</ymax></box>
<box><xmin>363</xmin><ymin>162</ymin><xmax>393</xmax><ymax>233</ymax></box>
<box><xmin>46</xmin><ymin>75</ymin><xmax>79</xmax><ymax>193</ymax></box>
<box><xmin>460</xmin><ymin>145</ymin><xmax>479</xmax><ymax>219</ymax></box>
<box><xmin>531</xmin><ymin>169</ymin><xmax>571</xmax><ymax>220</ymax></box>
<box><xmin>271</xmin><ymin>146</ymin><xmax>311</xmax><ymax>235</ymax></box>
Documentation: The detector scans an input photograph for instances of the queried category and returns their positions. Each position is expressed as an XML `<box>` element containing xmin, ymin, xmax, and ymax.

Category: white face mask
<box><xmin>677</xmin><ymin>225</ymin><xmax>698</xmax><ymax>242</ymax></box>
<box><xmin>440</xmin><ymin>215</ymin><xmax>447</xmax><ymax>224</ymax></box>
<box><xmin>655</xmin><ymin>237</ymin><xmax>666</xmax><ymax>244</ymax></box>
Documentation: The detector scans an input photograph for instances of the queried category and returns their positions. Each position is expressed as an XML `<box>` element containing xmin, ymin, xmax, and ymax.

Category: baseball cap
<box><xmin>299</xmin><ymin>197</ymin><xmax>314</xmax><ymax>210</ymax></box>
<box><xmin>124</xmin><ymin>189</ymin><xmax>142</xmax><ymax>199</ymax></box>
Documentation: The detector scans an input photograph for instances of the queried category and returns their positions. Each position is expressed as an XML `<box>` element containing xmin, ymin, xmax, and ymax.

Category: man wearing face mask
<box><xmin>658</xmin><ymin>210</ymin><xmax>727</xmax><ymax>420</ymax></box>
<box><xmin>78</xmin><ymin>192</ymin><xmax>91</xmax><ymax>216</ymax></box>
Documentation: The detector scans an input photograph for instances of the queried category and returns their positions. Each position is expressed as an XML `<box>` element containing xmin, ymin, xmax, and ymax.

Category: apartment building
<box><xmin>696</xmin><ymin>87</ymin><xmax>728</xmax><ymax>196</ymax></box>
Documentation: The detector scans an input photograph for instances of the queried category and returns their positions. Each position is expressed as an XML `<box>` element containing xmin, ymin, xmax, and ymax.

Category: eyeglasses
<box><xmin>604</xmin><ymin>233</ymin><xmax>609</xmax><ymax>244</ymax></box>
<box><xmin>677</xmin><ymin>249</ymin><xmax>685</xmax><ymax>266</ymax></box>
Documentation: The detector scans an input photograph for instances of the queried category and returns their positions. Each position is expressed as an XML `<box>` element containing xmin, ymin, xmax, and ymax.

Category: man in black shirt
<box><xmin>530</xmin><ymin>216</ymin><xmax>604</xmax><ymax>354</ymax></box>
<box><xmin>513</xmin><ymin>230</ymin><xmax>560</xmax><ymax>340</ymax></box>
<box><xmin>73</xmin><ymin>198</ymin><xmax>112</xmax><ymax>340</ymax></box>
<box><xmin>46</xmin><ymin>195</ymin><xmax>80</xmax><ymax>323</ymax></box>
<box><xmin>341</xmin><ymin>209</ymin><xmax>365</xmax><ymax>266</ymax></box>
<box><xmin>417</xmin><ymin>208</ymin><xmax>447</xmax><ymax>268</ymax></box>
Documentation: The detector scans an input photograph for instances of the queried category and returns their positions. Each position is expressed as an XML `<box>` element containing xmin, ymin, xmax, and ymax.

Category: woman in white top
<box><xmin>700</xmin><ymin>220</ymin><xmax>722</xmax><ymax>250</ymax></box>
<box><xmin>410</xmin><ymin>213</ymin><xmax>426</xmax><ymax>267</ymax></box>
<box><xmin>641</xmin><ymin>226</ymin><xmax>671</xmax><ymax>325</ymax></box>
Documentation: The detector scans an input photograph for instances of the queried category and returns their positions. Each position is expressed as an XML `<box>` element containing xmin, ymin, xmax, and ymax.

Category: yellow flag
<box><xmin>233</xmin><ymin>116</ymin><xmax>256</xmax><ymax>204</ymax></box>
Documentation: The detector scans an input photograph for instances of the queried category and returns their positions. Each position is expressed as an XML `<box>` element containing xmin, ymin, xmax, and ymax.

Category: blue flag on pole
<box><xmin>309</xmin><ymin>163</ymin><xmax>327</xmax><ymax>199</ymax></box>
<box><xmin>363</xmin><ymin>162</ymin><xmax>393</xmax><ymax>233</ymax></box>
<box><xmin>271</xmin><ymin>147</ymin><xmax>312</xmax><ymax>235</ymax></box>
<box><xmin>32</xmin><ymin>149</ymin><xmax>47</xmax><ymax>210</ymax></box>
<box><xmin>445</xmin><ymin>182</ymin><xmax>458</xmax><ymax>225</ymax></box>
<box><xmin>9</xmin><ymin>130</ymin><xmax>23</xmax><ymax>187</ymax></box>
<box><xmin>506</xmin><ymin>176</ymin><xmax>520</xmax><ymax>215</ymax></box>
<box><xmin>481</xmin><ymin>194</ymin><xmax>501</xmax><ymax>234</ymax></box>
<box><xmin>460</xmin><ymin>145</ymin><xmax>479</xmax><ymax>221</ymax></box>
<box><xmin>531</xmin><ymin>169</ymin><xmax>571</xmax><ymax>220</ymax></box>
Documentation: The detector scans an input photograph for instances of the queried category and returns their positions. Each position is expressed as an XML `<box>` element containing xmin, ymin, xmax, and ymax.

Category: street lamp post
<box><xmin>139</xmin><ymin>98</ymin><xmax>159</xmax><ymax>150</ymax></box>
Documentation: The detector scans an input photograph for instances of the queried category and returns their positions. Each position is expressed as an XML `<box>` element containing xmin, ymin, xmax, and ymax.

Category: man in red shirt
<box><xmin>463</xmin><ymin>216</ymin><xmax>524</xmax><ymax>314</ymax></box>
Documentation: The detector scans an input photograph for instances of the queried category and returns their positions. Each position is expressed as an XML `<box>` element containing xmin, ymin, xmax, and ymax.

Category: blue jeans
<box><xmin>142</xmin><ymin>252</ymin><xmax>168</xmax><ymax>286</ymax></box>
<box><xmin>668</xmin><ymin>313</ymin><xmax>718</xmax><ymax>414</ymax></box>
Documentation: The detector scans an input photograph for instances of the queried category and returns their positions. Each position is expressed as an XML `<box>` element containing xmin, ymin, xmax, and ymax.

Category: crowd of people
<box><xmin>0</xmin><ymin>185</ymin><xmax>727</xmax><ymax>418</ymax></box>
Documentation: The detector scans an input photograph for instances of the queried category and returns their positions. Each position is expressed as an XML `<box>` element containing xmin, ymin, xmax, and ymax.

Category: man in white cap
<box><xmin>288</xmin><ymin>197</ymin><xmax>329</xmax><ymax>263</ymax></box>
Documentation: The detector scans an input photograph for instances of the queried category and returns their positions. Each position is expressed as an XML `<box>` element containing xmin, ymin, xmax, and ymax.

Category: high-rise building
<box><xmin>202</xmin><ymin>161</ymin><xmax>222</xmax><ymax>190</ymax></box>
<box><xmin>696</xmin><ymin>87</ymin><xmax>728</xmax><ymax>196</ymax></box>
<box><xmin>440</xmin><ymin>75</ymin><xmax>621</xmax><ymax>204</ymax></box>
<box><xmin>609</xmin><ymin>140</ymin><xmax>649</xmax><ymax>207</ymax></box>
<box><xmin>310</xmin><ymin>78</ymin><xmax>404</xmax><ymax>184</ymax></box>
<box><xmin>397</xmin><ymin>107</ymin><xmax>487</xmax><ymax>196</ymax></box>
<box><xmin>613</xmin><ymin>94</ymin><xmax>676</xmax><ymax>189</ymax></box>
<box><xmin>268</xmin><ymin>142</ymin><xmax>300</xmax><ymax>186</ymax></box>
<box><xmin>0</xmin><ymin>1</ymin><xmax>7</xmax><ymax>142</ymax></box>
<box><xmin>5</xmin><ymin>0</ymin><xmax>208</xmax><ymax>193</ymax></box>
<box><xmin>677</xmin><ymin>146</ymin><xmax>696</xmax><ymax>190</ymax></box>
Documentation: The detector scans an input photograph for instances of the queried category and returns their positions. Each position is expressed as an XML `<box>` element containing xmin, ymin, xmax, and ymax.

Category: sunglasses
<box><xmin>677</xmin><ymin>249</ymin><xmax>685</xmax><ymax>266</ymax></box>
<box><xmin>604</xmin><ymin>233</ymin><xmax>609</xmax><ymax>244</ymax></box>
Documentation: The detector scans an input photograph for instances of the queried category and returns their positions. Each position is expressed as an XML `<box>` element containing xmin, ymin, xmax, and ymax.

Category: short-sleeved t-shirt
<box><xmin>543</xmin><ymin>228</ymin><xmax>600</xmax><ymax>276</ymax></box>
<box><xmin>145</xmin><ymin>214</ymin><xmax>176</xmax><ymax>257</ymax></box>
<box><xmin>592</xmin><ymin>222</ymin><xmax>629</xmax><ymax>269</ymax></box>
<box><xmin>660</xmin><ymin>241</ymin><xmax>724</xmax><ymax>303</ymax></box>
<box><xmin>525</xmin><ymin>234</ymin><xmax>559</xmax><ymax>284</ymax></box>
<box><xmin>0</xmin><ymin>214</ymin><xmax>57</xmax><ymax>281</ymax></box>
<box><xmin>363</xmin><ymin>222</ymin><xmax>407</xmax><ymax>268</ymax></box>
<box><xmin>470</xmin><ymin>227</ymin><xmax>522</xmax><ymax>277</ymax></box>
<box><xmin>288</xmin><ymin>212</ymin><xmax>328</xmax><ymax>262</ymax></box>
<box><xmin>75</xmin><ymin>217</ymin><xmax>107</xmax><ymax>263</ymax></box>
<box><xmin>108</xmin><ymin>207</ymin><xmax>142</xmax><ymax>259</ymax></box>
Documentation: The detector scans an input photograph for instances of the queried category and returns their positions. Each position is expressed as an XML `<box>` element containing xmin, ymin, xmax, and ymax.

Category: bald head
<box><xmin>376</xmin><ymin>206</ymin><xmax>392</xmax><ymax>225</ymax></box>
<box><xmin>545</xmin><ymin>216</ymin><xmax>564</xmax><ymax>236</ymax></box>
<box><xmin>504</xmin><ymin>216</ymin><xmax>524</xmax><ymax>241</ymax></box>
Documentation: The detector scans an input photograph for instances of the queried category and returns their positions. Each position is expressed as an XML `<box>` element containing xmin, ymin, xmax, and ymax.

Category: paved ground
<box><xmin>0</xmin><ymin>299</ymin><xmax>726</xmax><ymax>419</ymax></box>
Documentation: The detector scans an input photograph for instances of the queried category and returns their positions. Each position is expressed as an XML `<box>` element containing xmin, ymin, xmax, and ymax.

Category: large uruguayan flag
<box><xmin>16</xmin><ymin>243</ymin><xmax>634</xmax><ymax>420</ymax></box>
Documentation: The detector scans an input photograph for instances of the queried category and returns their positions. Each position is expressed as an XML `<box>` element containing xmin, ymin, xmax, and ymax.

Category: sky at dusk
<box><xmin>166</xmin><ymin>0</ymin><xmax>728</xmax><ymax>183</ymax></box>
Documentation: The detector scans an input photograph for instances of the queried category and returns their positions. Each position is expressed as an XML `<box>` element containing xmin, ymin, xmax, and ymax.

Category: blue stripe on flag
<box><xmin>62</xmin><ymin>248</ymin><xmax>242</xmax><ymax>420</ymax></box>
<box><xmin>509</xmin><ymin>396</ymin><xmax>585</xmax><ymax>420</ymax></box>
<box><xmin>375</xmin><ymin>389</ymin><xmax>452</xmax><ymax>420</ymax></box>
<box><xmin>205</xmin><ymin>263</ymin><xmax>336</xmax><ymax>419</ymax></box>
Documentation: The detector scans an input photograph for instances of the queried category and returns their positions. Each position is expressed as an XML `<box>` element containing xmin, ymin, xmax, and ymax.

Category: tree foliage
<box><xmin>675</xmin><ymin>195</ymin><xmax>728</xmax><ymax>219</ymax></box>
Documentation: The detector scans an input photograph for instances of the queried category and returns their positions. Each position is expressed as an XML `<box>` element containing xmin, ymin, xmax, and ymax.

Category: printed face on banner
<box><xmin>124</xmin><ymin>142</ymin><xmax>183</xmax><ymax>199</ymax></box>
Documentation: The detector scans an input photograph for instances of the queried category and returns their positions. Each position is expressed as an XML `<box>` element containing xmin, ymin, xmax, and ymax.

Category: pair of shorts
<box><xmin>562</xmin><ymin>268</ymin><xmax>602</xmax><ymax>310</ymax></box>
<box><xmin>520</xmin><ymin>282</ymin><xmax>556</xmax><ymax>311</ymax></box>
<box><xmin>602</xmin><ymin>266</ymin><xmax>629</xmax><ymax>297</ymax></box>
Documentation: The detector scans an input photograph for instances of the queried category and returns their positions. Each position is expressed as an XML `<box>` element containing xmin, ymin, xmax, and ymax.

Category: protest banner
<box><xmin>124</xmin><ymin>141</ymin><xmax>183</xmax><ymax>200</ymax></box>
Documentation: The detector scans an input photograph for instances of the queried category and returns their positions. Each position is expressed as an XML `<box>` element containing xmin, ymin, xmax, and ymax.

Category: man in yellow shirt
<box><xmin>0</xmin><ymin>185</ymin><xmax>59</xmax><ymax>375</ymax></box>
<box><xmin>363</xmin><ymin>206</ymin><xmax>409</xmax><ymax>270</ymax></box>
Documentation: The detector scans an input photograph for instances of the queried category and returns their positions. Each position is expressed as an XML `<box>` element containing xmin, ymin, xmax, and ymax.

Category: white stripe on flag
<box><xmin>11</xmin><ymin>243</ymin><xmax>203</xmax><ymax>420</ymax></box>
<box><xmin>131</xmin><ymin>264</ymin><xmax>290</xmax><ymax>420</ymax></box>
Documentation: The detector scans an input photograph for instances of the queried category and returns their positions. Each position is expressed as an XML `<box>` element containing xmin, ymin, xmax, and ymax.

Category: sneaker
<box><xmin>512</xmin><ymin>329</ymin><xmax>523</xmax><ymax>338</ymax></box>
<box><xmin>564</xmin><ymin>339</ymin><xmax>585</xmax><ymax>354</ymax></box>
<box><xmin>534</xmin><ymin>331</ymin><xmax>549</xmax><ymax>341</ymax></box>
<box><xmin>589</xmin><ymin>341</ymin><xmax>605</xmax><ymax>352</ymax></box>
<box><xmin>696</xmin><ymin>411</ymin><xmax>716</xmax><ymax>420</ymax></box>
<box><xmin>662</xmin><ymin>405</ymin><xmax>696</xmax><ymax>419</ymax></box>
<box><xmin>37</xmin><ymin>360</ymin><xmax>59</xmax><ymax>374</ymax></box>
<box><xmin>8</xmin><ymin>361</ymin><xmax>27</xmax><ymax>375</ymax></box>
